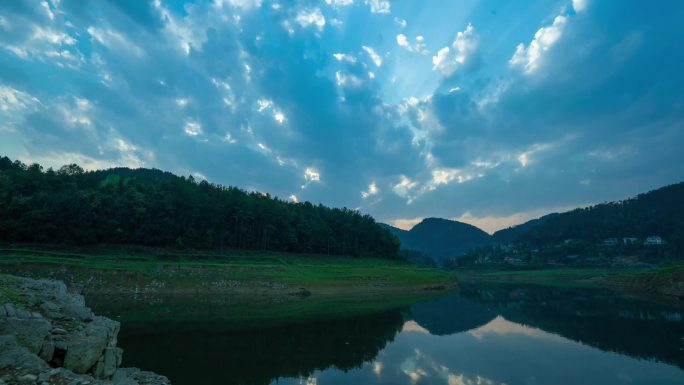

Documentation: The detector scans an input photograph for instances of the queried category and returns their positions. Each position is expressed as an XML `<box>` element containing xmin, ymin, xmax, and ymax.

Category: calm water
<box><xmin>89</xmin><ymin>284</ymin><xmax>684</xmax><ymax>385</ymax></box>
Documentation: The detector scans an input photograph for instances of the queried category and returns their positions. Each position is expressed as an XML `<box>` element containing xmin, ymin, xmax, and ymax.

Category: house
<box><xmin>603</xmin><ymin>238</ymin><xmax>619</xmax><ymax>246</ymax></box>
<box><xmin>622</xmin><ymin>237</ymin><xmax>638</xmax><ymax>245</ymax></box>
<box><xmin>644</xmin><ymin>236</ymin><xmax>665</xmax><ymax>245</ymax></box>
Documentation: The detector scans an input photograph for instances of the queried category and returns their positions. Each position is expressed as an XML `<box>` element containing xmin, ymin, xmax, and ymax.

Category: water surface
<box><xmin>90</xmin><ymin>284</ymin><xmax>684</xmax><ymax>385</ymax></box>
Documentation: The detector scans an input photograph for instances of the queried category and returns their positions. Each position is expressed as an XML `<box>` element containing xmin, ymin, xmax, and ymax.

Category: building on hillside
<box><xmin>603</xmin><ymin>238</ymin><xmax>619</xmax><ymax>246</ymax></box>
<box><xmin>644</xmin><ymin>236</ymin><xmax>665</xmax><ymax>245</ymax></box>
<box><xmin>622</xmin><ymin>237</ymin><xmax>639</xmax><ymax>245</ymax></box>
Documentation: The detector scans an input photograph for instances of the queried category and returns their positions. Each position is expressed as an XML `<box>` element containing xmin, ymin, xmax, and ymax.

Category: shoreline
<box><xmin>455</xmin><ymin>265</ymin><xmax>684</xmax><ymax>300</ymax></box>
<box><xmin>0</xmin><ymin>245</ymin><xmax>457</xmax><ymax>298</ymax></box>
<box><xmin>0</xmin><ymin>274</ymin><xmax>171</xmax><ymax>384</ymax></box>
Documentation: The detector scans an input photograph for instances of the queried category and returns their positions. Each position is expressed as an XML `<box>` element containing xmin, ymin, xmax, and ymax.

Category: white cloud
<box><xmin>222</xmin><ymin>133</ymin><xmax>237</xmax><ymax>144</ymax></box>
<box><xmin>432</xmin><ymin>23</ymin><xmax>478</xmax><ymax>76</ymax></box>
<box><xmin>394</xmin><ymin>17</ymin><xmax>407</xmax><ymax>28</ymax></box>
<box><xmin>213</xmin><ymin>0</ymin><xmax>262</xmax><ymax>10</ymax></box>
<box><xmin>184</xmin><ymin>121</ymin><xmax>202</xmax><ymax>136</ymax></box>
<box><xmin>176</xmin><ymin>98</ymin><xmax>189</xmax><ymax>107</ymax></box>
<box><xmin>304</xmin><ymin>167</ymin><xmax>321</xmax><ymax>181</ymax></box>
<box><xmin>288</xmin><ymin>194</ymin><xmax>299</xmax><ymax>203</ymax></box>
<box><xmin>397</xmin><ymin>34</ymin><xmax>428</xmax><ymax>54</ymax></box>
<box><xmin>296</xmin><ymin>8</ymin><xmax>326</xmax><ymax>32</ymax></box>
<box><xmin>0</xmin><ymin>86</ymin><xmax>41</xmax><ymax>112</ymax></box>
<box><xmin>509</xmin><ymin>15</ymin><xmax>567</xmax><ymax>74</ymax></box>
<box><xmin>361</xmin><ymin>182</ymin><xmax>379</xmax><ymax>198</ymax></box>
<box><xmin>333</xmin><ymin>53</ymin><xmax>357</xmax><ymax>63</ymax></box>
<box><xmin>87</xmin><ymin>26</ymin><xmax>143</xmax><ymax>57</ymax></box>
<box><xmin>32</xmin><ymin>26</ymin><xmax>76</xmax><ymax>45</ymax></box>
<box><xmin>325</xmin><ymin>0</ymin><xmax>354</xmax><ymax>7</ymax></box>
<box><xmin>335</xmin><ymin>71</ymin><xmax>363</xmax><ymax>88</ymax></box>
<box><xmin>365</xmin><ymin>0</ymin><xmax>390</xmax><ymax>14</ymax></box>
<box><xmin>392</xmin><ymin>175</ymin><xmax>418</xmax><ymax>198</ymax></box>
<box><xmin>40</xmin><ymin>1</ymin><xmax>55</xmax><ymax>21</ymax></box>
<box><xmin>274</xmin><ymin>110</ymin><xmax>285</xmax><ymax>124</ymax></box>
<box><xmin>573</xmin><ymin>0</ymin><xmax>587</xmax><ymax>13</ymax></box>
<box><xmin>257</xmin><ymin>98</ymin><xmax>273</xmax><ymax>111</ymax></box>
<box><xmin>362</xmin><ymin>45</ymin><xmax>382</xmax><ymax>67</ymax></box>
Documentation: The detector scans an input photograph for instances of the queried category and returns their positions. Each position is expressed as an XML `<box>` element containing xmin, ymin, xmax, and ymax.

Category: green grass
<box><xmin>0</xmin><ymin>274</ymin><xmax>25</xmax><ymax>306</ymax></box>
<box><xmin>0</xmin><ymin>244</ymin><xmax>455</xmax><ymax>292</ymax></box>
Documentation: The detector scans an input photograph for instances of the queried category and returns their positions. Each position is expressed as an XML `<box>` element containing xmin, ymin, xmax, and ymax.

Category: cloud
<box><xmin>333</xmin><ymin>53</ymin><xmax>357</xmax><ymax>63</ymax></box>
<box><xmin>362</xmin><ymin>45</ymin><xmax>382</xmax><ymax>67</ymax></box>
<box><xmin>572</xmin><ymin>0</ymin><xmax>587</xmax><ymax>13</ymax></box>
<box><xmin>365</xmin><ymin>0</ymin><xmax>390</xmax><ymax>14</ymax></box>
<box><xmin>296</xmin><ymin>8</ymin><xmax>326</xmax><ymax>32</ymax></box>
<box><xmin>325</xmin><ymin>0</ymin><xmax>354</xmax><ymax>7</ymax></box>
<box><xmin>361</xmin><ymin>181</ymin><xmax>379</xmax><ymax>198</ymax></box>
<box><xmin>184</xmin><ymin>121</ymin><xmax>202</xmax><ymax>136</ymax></box>
<box><xmin>1</xmin><ymin>0</ymin><xmax>683</xmax><ymax>236</ymax></box>
<box><xmin>397</xmin><ymin>34</ymin><xmax>428</xmax><ymax>54</ymax></box>
<box><xmin>432</xmin><ymin>23</ymin><xmax>478</xmax><ymax>76</ymax></box>
<box><xmin>304</xmin><ymin>167</ymin><xmax>321</xmax><ymax>182</ymax></box>
<box><xmin>509</xmin><ymin>15</ymin><xmax>567</xmax><ymax>74</ymax></box>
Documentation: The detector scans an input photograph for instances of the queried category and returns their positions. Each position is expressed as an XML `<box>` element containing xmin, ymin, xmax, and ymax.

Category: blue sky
<box><xmin>1</xmin><ymin>0</ymin><xmax>683</xmax><ymax>232</ymax></box>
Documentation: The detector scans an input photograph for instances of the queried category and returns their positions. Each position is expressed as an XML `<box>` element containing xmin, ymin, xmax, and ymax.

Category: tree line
<box><xmin>0</xmin><ymin>157</ymin><xmax>400</xmax><ymax>259</ymax></box>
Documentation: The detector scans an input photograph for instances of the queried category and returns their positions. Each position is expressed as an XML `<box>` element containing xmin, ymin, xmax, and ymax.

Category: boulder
<box><xmin>0</xmin><ymin>315</ymin><xmax>51</xmax><ymax>354</ymax></box>
<box><xmin>62</xmin><ymin>317</ymin><xmax>120</xmax><ymax>374</ymax></box>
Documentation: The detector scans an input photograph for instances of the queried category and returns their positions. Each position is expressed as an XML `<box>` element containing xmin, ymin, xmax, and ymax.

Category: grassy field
<box><xmin>456</xmin><ymin>262</ymin><xmax>684</xmax><ymax>297</ymax></box>
<box><xmin>0</xmin><ymin>244</ymin><xmax>456</xmax><ymax>296</ymax></box>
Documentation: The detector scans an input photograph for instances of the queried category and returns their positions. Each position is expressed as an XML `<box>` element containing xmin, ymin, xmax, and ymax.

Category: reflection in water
<box><xmin>116</xmin><ymin>309</ymin><xmax>404</xmax><ymax>385</ymax></box>
<box><xmin>90</xmin><ymin>284</ymin><xmax>684</xmax><ymax>385</ymax></box>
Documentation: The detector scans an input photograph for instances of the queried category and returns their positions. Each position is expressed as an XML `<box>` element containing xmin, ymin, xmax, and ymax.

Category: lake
<box><xmin>89</xmin><ymin>283</ymin><xmax>684</xmax><ymax>385</ymax></box>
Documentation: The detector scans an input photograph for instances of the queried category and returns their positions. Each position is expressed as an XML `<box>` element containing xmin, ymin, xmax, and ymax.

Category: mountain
<box><xmin>381</xmin><ymin>218</ymin><xmax>491</xmax><ymax>262</ymax></box>
<box><xmin>0</xmin><ymin>156</ymin><xmax>400</xmax><ymax>259</ymax></box>
<box><xmin>497</xmin><ymin>182</ymin><xmax>684</xmax><ymax>250</ymax></box>
<box><xmin>491</xmin><ymin>213</ymin><xmax>559</xmax><ymax>244</ymax></box>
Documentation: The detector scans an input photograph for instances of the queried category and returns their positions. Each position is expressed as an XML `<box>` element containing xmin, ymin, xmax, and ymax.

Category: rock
<box><xmin>1</xmin><ymin>275</ymin><xmax>169</xmax><ymax>384</ymax></box>
<box><xmin>0</xmin><ymin>336</ymin><xmax>49</xmax><ymax>373</ymax></box>
<box><xmin>19</xmin><ymin>374</ymin><xmax>37</xmax><ymax>382</ymax></box>
<box><xmin>38</xmin><ymin>338</ymin><xmax>55</xmax><ymax>362</ymax></box>
<box><xmin>61</xmin><ymin>316</ymin><xmax>119</xmax><ymax>374</ymax></box>
<box><xmin>40</xmin><ymin>302</ymin><xmax>62</xmax><ymax>319</ymax></box>
<box><xmin>289</xmin><ymin>288</ymin><xmax>312</xmax><ymax>297</ymax></box>
<box><xmin>0</xmin><ymin>315</ymin><xmax>52</xmax><ymax>354</ymax></box>
<box><xmin>15</xmin><ymin>308</ymin><xmax>32</xmax><ymax>319</ymax></box>
<box><xmin>3</xmin><ymin>304</ymin><xmax>16</xmax><ymax>318</ymax></box>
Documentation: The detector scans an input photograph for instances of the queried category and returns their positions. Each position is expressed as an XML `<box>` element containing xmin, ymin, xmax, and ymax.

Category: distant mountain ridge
<box><xmin>380</xmin><ymin>218</ymin><xmax>491</xmax><ymax>262</ymax></box>
<box><xmin>383</xmin><ymin>181</ymin><xmax>684</xmax><ymax>264</ymax></box>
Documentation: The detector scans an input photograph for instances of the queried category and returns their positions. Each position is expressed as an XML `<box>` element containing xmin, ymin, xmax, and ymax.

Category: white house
<box><xmin>603</xmin><ymin>238</ymin><xmax>619</xmax><ymax>246</ymax></box>
<box><xmin>644</xmin><ymin>236</ymin><xmax>665</xmax><ymax>245</ymax></box>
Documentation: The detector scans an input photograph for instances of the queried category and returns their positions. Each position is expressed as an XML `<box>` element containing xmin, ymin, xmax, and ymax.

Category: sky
<box><xmin>1</xmin><ymin>0</ymin><xmax>683</xmax><ymax>233</ymax></box>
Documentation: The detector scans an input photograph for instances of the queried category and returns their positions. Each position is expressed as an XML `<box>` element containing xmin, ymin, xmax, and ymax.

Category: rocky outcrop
<box><xmin>0</xmin><ymin>274</ymin><xmax>170</xmax><ymax>385</ymax></box>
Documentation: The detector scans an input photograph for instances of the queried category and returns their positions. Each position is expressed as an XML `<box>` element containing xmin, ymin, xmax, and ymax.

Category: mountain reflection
<box><xmin>117</xmin><ymin>309</ymin><xmax>405</xmax><ymax>385</ymax></box>
<box><xmin>409</xmin><ymin>283</ymin><xmax>684</xmax><ymax>369</ymax></box>
<box><xmin>95</xmin><ymin>285</ymin><xmax>684</xmax><ymax>385</ymax></box>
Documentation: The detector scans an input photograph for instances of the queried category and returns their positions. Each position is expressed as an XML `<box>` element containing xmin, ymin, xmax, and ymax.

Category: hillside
<box><xmin>0</xmin><ymin>156</ymin><xmax>399</xmax><ymax>259</ymax></box>
<box><xmin>497</xmin><ymin>182</ymin><xmax>684</xmax><ymax>251</ymax></box>
<box><xmin>491</xmin><ymin>213</ymin><xmax>559</xmax><ymax>244</ymax></box>
<box><xmin>381</xmin><ymin>218</ymin><xmax>491</xmax><ymax>262</ymax></box>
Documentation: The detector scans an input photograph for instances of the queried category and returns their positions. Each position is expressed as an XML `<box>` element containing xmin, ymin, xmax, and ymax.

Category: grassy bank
<box><xmin>455</xmin><ymin>262</ymin><xmax>684</xmax><ymax>298</ymax></box>
<box><xmin>0</xmin><ymin>244</ymin><xmax>456</xmax><ymax>297</ymax></box>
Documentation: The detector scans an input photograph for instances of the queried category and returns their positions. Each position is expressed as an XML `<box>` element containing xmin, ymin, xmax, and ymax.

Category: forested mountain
<box><xmin>491</xmin><ymin>213</ymin><xmax>559</xmax><ymax>244</ymax></box>
<box><xmin>381</xmin><ymin>218</ymin><xmax>491</xmax><ymax>262</ymax></box>
<box><xmin>0</xmin><ymin>157</ymin><xmax>399</xmax><ymax>259</ymax></box>
<box><xmin>498</xmin><ymin>182</ymin><xmax>684</xmax><ymax>250</ymax></box>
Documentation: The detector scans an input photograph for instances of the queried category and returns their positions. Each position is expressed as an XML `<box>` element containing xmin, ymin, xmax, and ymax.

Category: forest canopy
<box><xmin>0</xmin><ymin>157</ymin><xmax>400</xmax><ymax>259</ymax></box>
